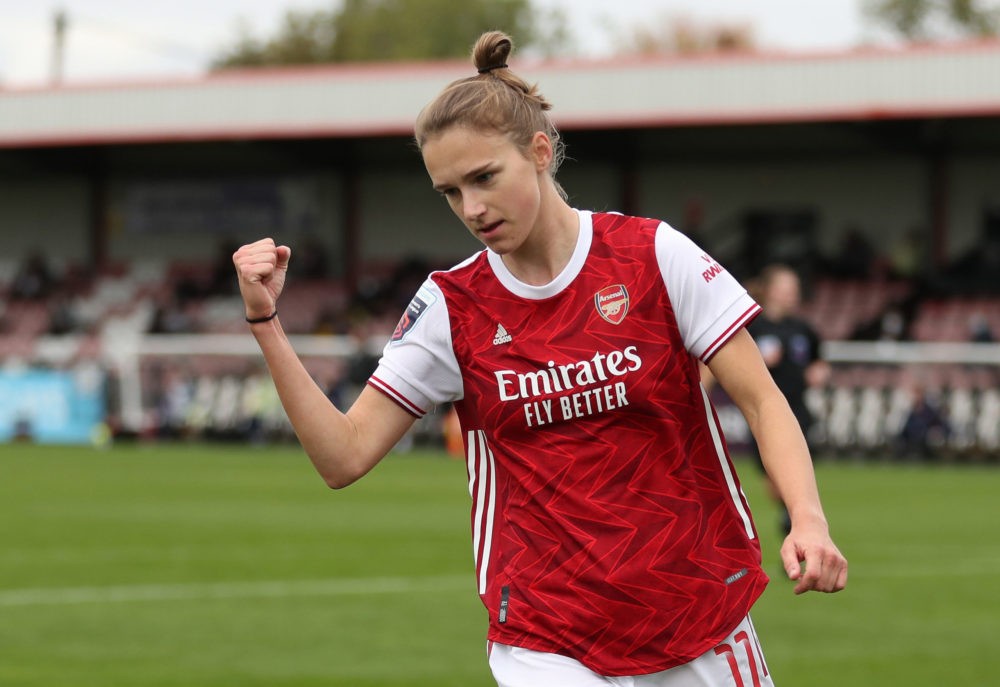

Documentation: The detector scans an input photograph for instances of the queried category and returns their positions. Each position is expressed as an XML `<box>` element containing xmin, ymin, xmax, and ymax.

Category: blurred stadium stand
<box><xmin>2</xmin><ymin>41</ymin><xmax>1000</xmax><ymax>456</ymax></box>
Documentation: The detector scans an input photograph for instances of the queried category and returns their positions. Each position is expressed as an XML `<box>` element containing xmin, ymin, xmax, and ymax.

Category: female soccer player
<box><xmin>233</xmin><ymin>30</ymin><xmax>847</xmax><ymax>687</ymax></box>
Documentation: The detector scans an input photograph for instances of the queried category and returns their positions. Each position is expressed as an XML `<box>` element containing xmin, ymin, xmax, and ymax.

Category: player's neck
<box><xmin>501</xmin><ymin>200</ymin><xmax>578</xmax><ymax>286</ymax></box>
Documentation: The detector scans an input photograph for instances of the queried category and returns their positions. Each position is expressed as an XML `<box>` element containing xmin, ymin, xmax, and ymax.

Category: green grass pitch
<box><xmin>1</xmin><ymin>443</ymin><xmax>996</xmax><ymax>686</ymax></box>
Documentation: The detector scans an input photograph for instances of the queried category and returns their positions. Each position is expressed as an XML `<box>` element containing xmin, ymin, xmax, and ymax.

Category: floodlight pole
<box><xmin>51</xmin><ymin>9</ymin><xmax>68</xmax><ymax>86</ymax></box>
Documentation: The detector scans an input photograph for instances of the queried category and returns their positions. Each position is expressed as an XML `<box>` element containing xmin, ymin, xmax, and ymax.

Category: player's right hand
<box><xmin>232</xmin><ymin>238</ymin><xmax>292</xmax><ymax>320</ymax></box>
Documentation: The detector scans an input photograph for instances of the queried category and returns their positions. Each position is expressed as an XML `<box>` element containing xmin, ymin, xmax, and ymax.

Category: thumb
<box><xmin>780</xmin><ymin>544</ymin><xmax>802</xmax><ymax>580</ymax></box>
<box><xmin>275</xmin><ymin>245</ymin><xmax>292</xmax><ymax>271</ymax></box>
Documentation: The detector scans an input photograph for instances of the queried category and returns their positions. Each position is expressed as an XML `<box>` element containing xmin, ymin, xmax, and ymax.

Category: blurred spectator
<box><xmin>293</xmin><ymin>236</ymin><xmax>331</xmax><ymax>279</ymax></box>
<box><xmin>47</xmin><ymin>289</ymin><xmax>79</xmax><ymax>335</ymax></box>
<box><xmin>345</xmin><ymin>332</ymin><xmax>380</xmax><ymax>401</ymax></box>
<box><xmin>829</xmin><ymin>223</ymin><xmax>877</xmax><ymax>279</ymax></box>
<box><xmin>877</xmin><ymin>306</ymin><xmax>908</xmax><ymax>341</ymax></box>
<box><xmin>969</xmin><ymin>313</ymin><xmax>995</xmax><ymax>342</ymax></box>
<box><xmin>240</xmin><ymin>364</ymin><xmax>279</xmax><ymax>444</ymax></box>
<box><xmin>170</xmin><ymin>239</ymin><xmax>243</xmax><ymax>301</ymax></box>
<box><xmin>896</xmin><ymin>386</ymin><xmax>950</xmax><ymax>460</ymax></box>
<box><xmin>947</xmin><ymin>234</ymin><xmax>1000</xmax><ymax>295</ymax></box>
<box><xmin>11</xmin><ymin>250</ymin><xmax>56</xmax><ymax>300</ymax></box>
<box><xmin>888</xmin><ymin>227</ymin><xmax>928</xmax><ymax>280</ymax></box>
<box><xmin>387</xmin><ymin>255</ymin><xmax>431</xmax><ymax>313</ymax></box>
<box><xmin>319</xmin><ymin>365</ymin><xmax>347</xmax><ymax>411</ymax></box>
<box><xmin>313</xmin><ymin>303</ymin><xmax>349</xmax><ymax>335</ymax></box>
<box><xmin>149</xmin><ymin>293</ymin><xmax>196</xmax><ymax>334</ymax></box>
<box><xmin>12</xmin><ymin>413</ymin><xmax>34</xmax><ymax>441</ymax></box>
<box><xmin>152</xmin><ymin>365</ymin><xmax>195</xmax><ymax>439</ymax></box>
<box><xmin>852</xmin><ymin>303</ymin><xmax>909</xmax><ymax>342</ymax></box>
<box><xmin>207</xmin><ymin>239</ymin><xmax>241</xmax><ymax>296</ymax></box>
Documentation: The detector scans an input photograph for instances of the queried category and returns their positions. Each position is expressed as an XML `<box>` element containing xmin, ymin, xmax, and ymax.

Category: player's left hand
<box><xmin>780</xmin><ymin>520</ymin><xmax>848</xmax><ymax>595</ymax></box>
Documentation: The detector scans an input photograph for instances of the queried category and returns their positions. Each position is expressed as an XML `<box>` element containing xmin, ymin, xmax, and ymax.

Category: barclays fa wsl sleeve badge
<box><xmin>391</xmin><ymin>284</ymin><xmax>437</xmax><ymax>343</ymax></box>
<box><xmin>595</xmin><ymin>284</ymin><xmax>629</xmax><ymax>325</ymax></box>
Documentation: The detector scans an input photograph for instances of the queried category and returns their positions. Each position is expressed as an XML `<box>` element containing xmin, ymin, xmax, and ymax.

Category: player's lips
<box><xmin>478</xmin><ymin>220</ymin><xmax>504</xmax><ymax>237</ymax></box>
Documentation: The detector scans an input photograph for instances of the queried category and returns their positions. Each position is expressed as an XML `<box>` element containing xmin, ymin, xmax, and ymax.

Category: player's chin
<box><xmin>480</xmin><ymin>236</ymin><xmax>516</xmax><ymax>255</ymax></box>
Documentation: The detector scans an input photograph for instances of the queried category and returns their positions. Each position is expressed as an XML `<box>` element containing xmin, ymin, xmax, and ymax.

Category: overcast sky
<box><xmin>0</xmin><ymin>0</ymin><xmax>869</xmax><ymax>87</ymax></box>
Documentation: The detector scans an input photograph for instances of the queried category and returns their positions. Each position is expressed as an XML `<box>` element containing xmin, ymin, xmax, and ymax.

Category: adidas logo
<box><xmin>492</xmin><ymin>323</ymin><xmax>512</xmax><ymax>345</ymax></box>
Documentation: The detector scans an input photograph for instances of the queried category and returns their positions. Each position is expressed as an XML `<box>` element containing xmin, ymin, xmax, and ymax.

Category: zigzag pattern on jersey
<box><xmin>434</xmin><ymin>212</ymin><xmax>768</xmax><ymax>676</ymax></box>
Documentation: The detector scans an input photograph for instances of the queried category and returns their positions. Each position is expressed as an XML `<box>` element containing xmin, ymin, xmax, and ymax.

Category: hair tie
<box><xmin>246</xmin><ymin>310</ymin><xmax>278</xmax><ymax>324</ymax></box>
<box><xmin>478</xmin><ymin>63</ymin><xmax>508</xmax><ymax>74</ymax></box>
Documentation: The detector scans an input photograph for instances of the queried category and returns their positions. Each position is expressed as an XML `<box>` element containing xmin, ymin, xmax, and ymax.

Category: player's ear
<box><xmin>529</xmin><ymin>131</ymin><xmax>553</xmax><ymax>172</ymax></box>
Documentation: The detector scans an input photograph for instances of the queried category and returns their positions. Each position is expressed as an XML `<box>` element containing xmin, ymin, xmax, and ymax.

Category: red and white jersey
<box><xmin>369</xmin><ymin>211</ymin><xmax>767</xmax><ymax>676</ymax></box>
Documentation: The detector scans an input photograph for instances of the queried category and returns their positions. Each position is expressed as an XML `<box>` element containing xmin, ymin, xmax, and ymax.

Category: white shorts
<box><xmin>488</xmin><ymin>615</ymin><xmax>774</xmax><ymax>687</ymax></box>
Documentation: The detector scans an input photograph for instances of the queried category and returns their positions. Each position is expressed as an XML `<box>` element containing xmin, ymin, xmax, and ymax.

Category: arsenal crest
<box><xmin>595</xmin><ymin>284</ymin><xmax>629</xmax><ymax>325</ymax></box>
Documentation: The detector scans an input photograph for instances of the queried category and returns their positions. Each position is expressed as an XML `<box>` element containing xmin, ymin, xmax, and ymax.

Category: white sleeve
<box><xmin>654</xmin><ymin>223</ymin><xmax>760</xmax><ymax>362</ymax></box>
<box><xmin>367</xmin><ymin>278</ymin><xmax>463</xmax><ymax>416</ymax></box>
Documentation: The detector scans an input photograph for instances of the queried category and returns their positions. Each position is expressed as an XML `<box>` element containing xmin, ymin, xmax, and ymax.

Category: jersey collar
<box><xmin>486</xmin><ymin>210</ymin><xmax>593</xmax><ymax>300</ymax></box>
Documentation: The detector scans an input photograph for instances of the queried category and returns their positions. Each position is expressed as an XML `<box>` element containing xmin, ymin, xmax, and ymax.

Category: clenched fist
<box><xmin>232</xmin><ymin>238</ymin><xmax>292</xmax><ymax>321</ymax></box>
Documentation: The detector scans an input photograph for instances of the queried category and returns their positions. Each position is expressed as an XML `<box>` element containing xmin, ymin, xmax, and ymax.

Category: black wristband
<box><xmin>246</xmin><ymin>310</ymin><xmax>278</xmax><ymax>324</ymax></box>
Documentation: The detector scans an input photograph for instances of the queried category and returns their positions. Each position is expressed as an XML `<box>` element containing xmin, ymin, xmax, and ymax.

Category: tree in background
<box><xmin>862</xmin><ymin>0</ymin><xmax>1000</xmax><ymax>41</ymax></box>
<box><xmin>212</xmin><ymin>0</ymin><xmax>570</xmax><ymax>68</ymax></box>
<box><xmin>619</xmin><ymin>14</ymin><xmax>756</xmax><ymax>55</ymax></box>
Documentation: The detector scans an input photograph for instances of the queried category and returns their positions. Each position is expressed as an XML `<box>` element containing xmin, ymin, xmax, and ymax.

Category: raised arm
<box><xmin>233</xmin><ymin>239</ymin><xmax>416</xmax><ymax>488</ymax></box>
<box><xmin>707</xmin><ymin>329</ymin><xmax>848</xmax><ymax>594</ymax></box>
